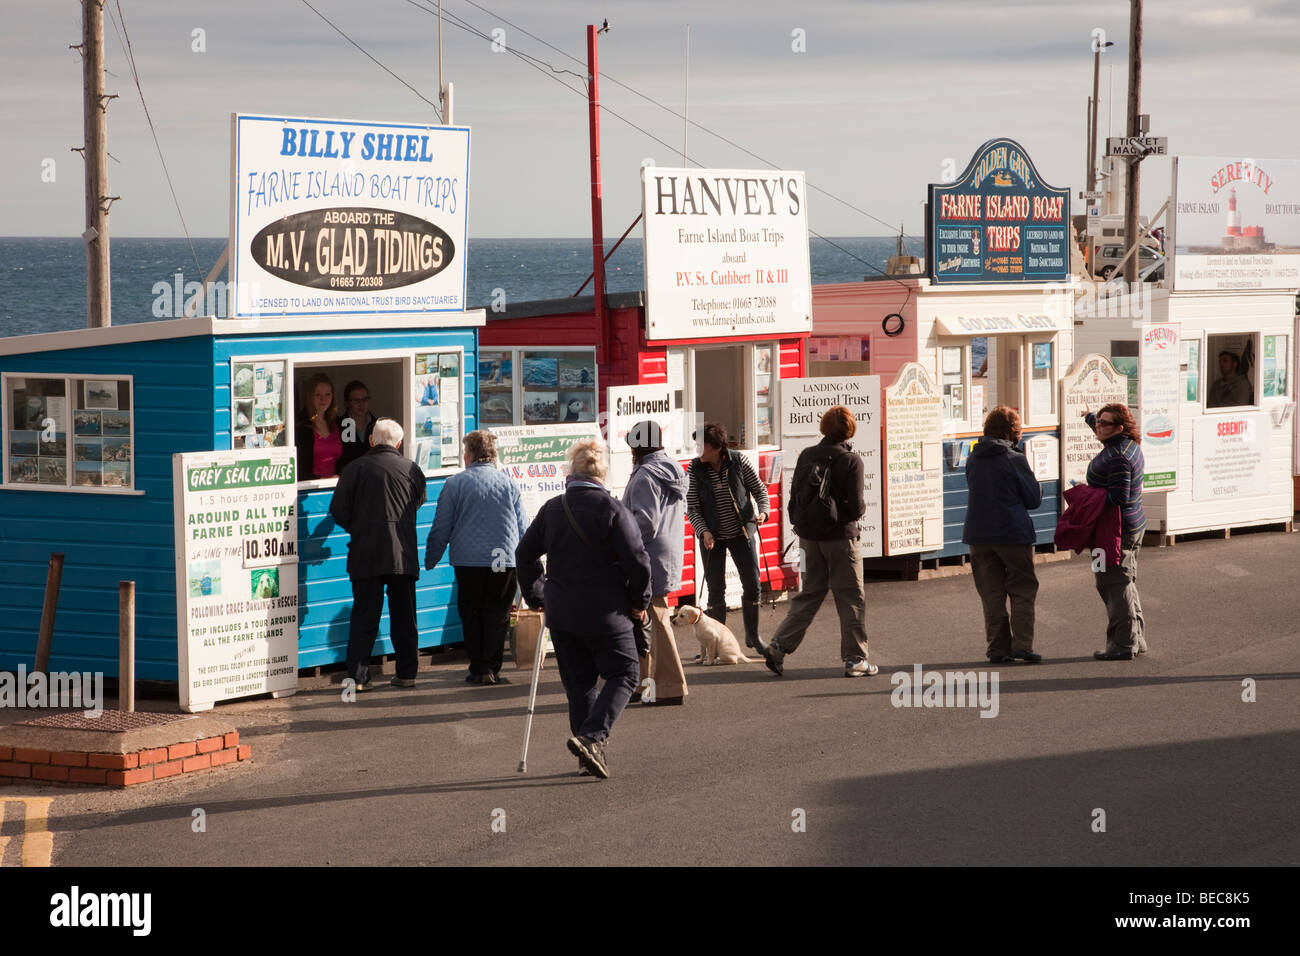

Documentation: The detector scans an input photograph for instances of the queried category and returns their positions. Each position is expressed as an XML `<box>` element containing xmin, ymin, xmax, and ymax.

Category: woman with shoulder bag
<box><xmin>516</xmin><ymin>439</ymin><xmax>652</xmax><ymax>780</ymax></box>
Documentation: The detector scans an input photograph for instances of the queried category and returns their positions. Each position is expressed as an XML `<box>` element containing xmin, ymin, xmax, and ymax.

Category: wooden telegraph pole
<box><xmin>586</xmin><ymin>23</ymin><xmax>609</xmax><ymax>361</ymax></box>
<box><xmin>1123</xmin><ymin>0</ymin><xmax>1143</xmax><ymax>286</ymax></box>
<box><xmin>79</xmin><ymin>0</ymin><xmax>114</xmax><ymax>328</ymax></box>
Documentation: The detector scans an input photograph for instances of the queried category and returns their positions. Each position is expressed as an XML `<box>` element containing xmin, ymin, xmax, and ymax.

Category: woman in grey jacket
<box><xmin>623</xmin><ymin>420</ymin><xmax>689</xmax><ymax>705</ymax></box>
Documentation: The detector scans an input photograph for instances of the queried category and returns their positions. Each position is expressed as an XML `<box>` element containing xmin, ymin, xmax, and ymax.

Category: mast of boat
<box><xmin>75</xmin><ymin>0</ymin><xmax>117</xmax><ymax>328</ymax></box>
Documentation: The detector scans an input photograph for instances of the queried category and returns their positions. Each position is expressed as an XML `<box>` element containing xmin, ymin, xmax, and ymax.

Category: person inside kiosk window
<box><xmin>296</xmin><ymin>372</ymin><xmax>343</xmax><ymax>479</ymax></box>
<box><xmin>1207</xmin><ymin>350</ymin><xmax>1253</xmax><ymax>408</ymax></box>
<box><xmin>686</xmin><ymin>422</ymin><xmax>770</xmax><ymax>652</ymax></box>
<box><xmin>338</xmin><ymin>379</ymin><xmax>377</xmax><ymax>473</ymax></box>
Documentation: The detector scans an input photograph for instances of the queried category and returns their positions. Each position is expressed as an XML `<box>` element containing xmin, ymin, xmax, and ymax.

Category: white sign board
<box><xmin>488</xmin><ymin>423</ymin><xmax>603</xmax><ymax>520</ymax></box>
<box><xmin>1139</xmin><ymin>324</ymin><xmax>1181</xmax><ymax>491</ymax></box>
<box><xmin>607</xmin><ymin>383</ymin><xmax>677</xmax><ymax>492</ymax></box>
<box><xmin>883</xmin><ymin>364</ymin><xmax>944</xmax><ymax>555</ymax></box>
<box><xmin>230</xmin><ymin>113</ymin><xmax>470</xmax><ymax>317</ymax></box>
<box><xmin>1193</xmin><ymin>413</ymin><xmax>1271</xmax><ymax>501</ymax></box>
<box><xmin>779</xmin><ymin>376</ymin><xmax>882</xmax><ymax>557</ymax></box>
<box><xmin>1024</xmin><ymin>434</ymin><xmax>1060</xmax><ymax>482</ymax></box>
<box><xmin>641</xmin><ymin>166</ymin><xmax>812</xmax><ymax>341</ymax></box>
<box><xmin>173</xmin><ymin>448</ymin><xmax>300</xmax><ymax>713</ymax></box>
<box><xmin>1170</xmin><ymin>155</ymin><xmax>1300</xmax><ymax>291</ymax></box>
<box><xmin>1060</xmin><ymin>355</ymin><xmax>1129</xmax><ymax>488</ymax></box>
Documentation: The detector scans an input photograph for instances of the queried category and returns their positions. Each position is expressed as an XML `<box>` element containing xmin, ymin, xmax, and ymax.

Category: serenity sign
<box><xmin>230</xmin><ymin>113</ymin><xmax>470</xmax><ymax>317</ymax></box>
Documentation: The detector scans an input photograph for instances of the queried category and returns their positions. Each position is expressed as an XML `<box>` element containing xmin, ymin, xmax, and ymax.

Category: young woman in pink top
<box><xmin>296</xmin><ymin>373</ymin><xmax>343</xmax><ymax>479</ymax></box>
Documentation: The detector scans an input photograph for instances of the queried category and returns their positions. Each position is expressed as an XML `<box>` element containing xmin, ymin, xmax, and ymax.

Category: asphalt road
<box><xmin>5</xmin><ymin>528</ymin><xmax>1298</xmax><ymax>867</ymax></box>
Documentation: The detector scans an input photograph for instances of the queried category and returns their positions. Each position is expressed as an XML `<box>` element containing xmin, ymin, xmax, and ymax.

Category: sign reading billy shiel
<box><xmin>927</xmin><ymin>138</ymin><xmax>1070</xmax><ymax>284</ymax></box>
<box><xmin>231</xmin><ymin>115</ymin><xmax>469</xmax><ymax>317</ymax></box>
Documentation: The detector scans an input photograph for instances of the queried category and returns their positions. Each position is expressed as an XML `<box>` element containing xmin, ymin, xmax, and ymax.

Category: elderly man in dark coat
<box><xmin>329</xmin><ymin>417</ymin><xmax>427</xmax><ymax>690</ymax></box>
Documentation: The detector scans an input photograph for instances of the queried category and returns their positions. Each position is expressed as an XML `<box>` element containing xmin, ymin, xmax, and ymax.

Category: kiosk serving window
<box><xmin>1205</xmin><ymin>333</ymin><xmax>1258</xmax><ymax>409</ymax></box>
<box><xmin>475</xmin><ymin>348</ymin><xmax>598</xmax><ymax>427</ymax></box>
<box><xmin>234</xmin><ymin>349</ymin><xmax>466</xmax><ymax>485</ymax></box>
<box><xmin>689</xmin><ymin>342</ymin><xmax>781</xmax><ymax>451</ymax></box>
<box><xmin>3</xmin><ymin>373</ymin><xmax>135</xmax><ymax>491</ymax></box>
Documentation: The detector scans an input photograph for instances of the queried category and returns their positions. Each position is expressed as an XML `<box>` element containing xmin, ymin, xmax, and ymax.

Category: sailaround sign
<box><xmin>927</xmin><ymin>138</ymin><xmax>1070</xmax><ymax>284</ymax></box>
<box><xmin>230</xmin><ymin>114</ymin><xmax>470</xmax><ymax>318</ymax></box>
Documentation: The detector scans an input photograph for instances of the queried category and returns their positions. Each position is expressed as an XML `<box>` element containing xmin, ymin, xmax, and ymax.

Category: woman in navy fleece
<box><xmin>1084</xmin><ymin>403</ymin><xmax>1147</xmax><ymax>661</ymax></box>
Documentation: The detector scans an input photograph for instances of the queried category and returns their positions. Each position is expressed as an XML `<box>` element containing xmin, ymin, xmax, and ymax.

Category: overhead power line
<box><xmin>299</xmin><ymin>0</ymin><xmax>444</xmax><ymax>120</ymax></box>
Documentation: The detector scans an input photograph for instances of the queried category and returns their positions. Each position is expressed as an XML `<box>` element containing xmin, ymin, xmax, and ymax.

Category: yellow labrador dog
<box><xmin>669</xmin><ymin>605</ymin><xmax>753</xmax><ymax>665</ymax></box>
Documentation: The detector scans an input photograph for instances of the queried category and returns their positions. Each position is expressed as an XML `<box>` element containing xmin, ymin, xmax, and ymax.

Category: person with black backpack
<box><xmin>761</xmin><ymin>405</ymin><xmax>876</xmax><ymax>678</ymax></box>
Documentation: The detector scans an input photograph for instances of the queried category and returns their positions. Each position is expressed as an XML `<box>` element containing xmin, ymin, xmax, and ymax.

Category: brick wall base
<box><xmin>0</xmin><ymin>733</ymin><xmax>249</xmax><ymax>788</ymax></box>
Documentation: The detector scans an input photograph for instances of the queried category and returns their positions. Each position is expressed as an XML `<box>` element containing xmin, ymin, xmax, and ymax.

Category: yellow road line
<box><xmin>0</xmin><ymin>797</ymin><xmax>54</xmax><ymax>867</ymax></box>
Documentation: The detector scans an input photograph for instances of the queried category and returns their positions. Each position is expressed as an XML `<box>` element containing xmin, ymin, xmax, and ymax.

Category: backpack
<box><xmin>789</xmin><ymin>451</ymin><xmax>840</xmax><ymax>537</ymax></box>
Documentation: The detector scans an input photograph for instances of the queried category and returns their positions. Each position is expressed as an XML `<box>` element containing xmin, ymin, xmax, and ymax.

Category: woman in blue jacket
<box><xmin>425</xmin><ymin>431</ymin><xmax>530</xmax><ymax>685</ymax></box>
<box><xmin>962</xmin><ymin>406</ymin><xmax>1043</xmax><ymax>663</ymax></box>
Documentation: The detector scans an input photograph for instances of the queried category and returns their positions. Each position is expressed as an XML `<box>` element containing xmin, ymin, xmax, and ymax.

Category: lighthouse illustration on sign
<box><xmin>1220</xmin><ymin>188</ymin><xmax>1268</xmax><ymax>251</ymax></box>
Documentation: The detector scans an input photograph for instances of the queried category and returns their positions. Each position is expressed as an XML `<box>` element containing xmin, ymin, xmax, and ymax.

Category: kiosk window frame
<box><xmin>1203</xmin><ymin>332</ymin><xmax>1259</xmax><ymax>411</ymax></box>
<box><xmin>938</xmin><ymin>342</ymin><xmax>968</xmax><ymax>431</ymax></box>
<box><xmin>475</xmin><ymin>347</ymin><xmax>599</xmax><ymax>429</ymax></box>
<box><xmin>688</xmin><ymin>341</ymin><xmax>781</xmax><ymax>452</ymax></box>
<box><xmin>1026</xmin><ymin>337</ymin><xmax>1057</xmax><ymax>424</ymax></box>
<box><xmin>235</xmin><ymin>347</ymin><xmax>467</xmax><ymax>489</ymax></box>
<box><xmin>2</xmin><ymin>372</ymin><xmax>140</xmax><ymax>495</ymax></box>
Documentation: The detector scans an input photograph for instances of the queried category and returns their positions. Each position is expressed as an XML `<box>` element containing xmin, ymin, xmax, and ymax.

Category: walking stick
<box><xmin>517</xmin><ymin>615</ymin><xmax>548</xmax><ymax>773</ymax></box>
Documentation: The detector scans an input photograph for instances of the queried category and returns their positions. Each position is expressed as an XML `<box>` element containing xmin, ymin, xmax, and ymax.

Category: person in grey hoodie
<box><xmin>961</xmin><ymin>405</ymin><xmax>1044</xmax><ymax>664</ymax></box>
<box><xmin>622</xmin><ymin>420</ymin><xmax>689</xmax><ymax>705</ymax></box>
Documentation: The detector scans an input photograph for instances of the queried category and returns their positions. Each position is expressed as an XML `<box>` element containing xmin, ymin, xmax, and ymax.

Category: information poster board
<box><xmin>488</xmin><ymin>422</ymin><xmax>602</xmax><ymax>519</ymax></box>
<box><xmin>1193</xmin><ymin>413</ymin><xmax>1270</xmax><ymax>501</ymax></box>
<box><xmin>641</xmin><ymin>166</ymin><xmax>812</xmax><ymax>341</ymax></box>
<box><xmin>411</xmin><ymin>349</ymin><xmax>463</xmax><ymax>472</ymax></box>
<box><xmin>1060</xmin><ymin>355</ymin><xmax>1129</xmax><ymax>488</ymax></box>
<box><xmin>883</xmin><ymin>364</ymin><xmax>944</xmax><ymax>555</ymax></box>
<box><xmin>1140</xmin><ymin>324</ymin><xmax>1181</xmax><ymax>491</ymax></box>
<box><xmin>173</xmin><ymin>448</ymin><xmax>299</xmax><ymax>713</ymax></box>
<box><xmin>779</xmin><ymin>376</ymin><xmax>882</xmax><ymax>558</ymax></box>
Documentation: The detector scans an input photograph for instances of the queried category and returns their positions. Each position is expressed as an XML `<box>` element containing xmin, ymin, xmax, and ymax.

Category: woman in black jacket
<box><xmin>516</xmin><ymin>439</ymin><xmax>652</xmax><ymax>780</ymax></box>
<box><xmin>685</xmin><ymin>422</ymin><xmax>770</xmax><ymax>650</ymax></box>
<box><xmin>962</xmin><ymin>405</ymin><xmax>1043</xmax><ymax>663</ymax></box>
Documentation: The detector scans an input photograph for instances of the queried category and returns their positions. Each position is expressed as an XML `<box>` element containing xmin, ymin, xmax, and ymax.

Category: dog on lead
<box><xmin>669</xmin><ymin>605</ymin><xmax>753</xmax><ymax>665</ymax></box>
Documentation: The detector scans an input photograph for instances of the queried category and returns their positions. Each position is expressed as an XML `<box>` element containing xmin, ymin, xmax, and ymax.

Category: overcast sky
<box><xmin>2</xmin><ymin>0</ymin><xmax>1297</xmax><ymax>239</ymax></box>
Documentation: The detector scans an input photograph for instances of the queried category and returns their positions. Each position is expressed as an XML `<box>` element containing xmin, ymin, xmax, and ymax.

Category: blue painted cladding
<box><xmin>0</xmin><ymin>335</ymin><xmax>214</xmax><ymax>678</ymax></box>
<box><xmin>1</xmin><ymin>325</ymin><xmax>477</xmax><ymax>679</ymax></box>
<box><xmin>212</xmin><ymin>329</ymin><xmax>477</xmax><ymax>670</ymax></box>
<box><xmin>933</xmin><ymin>435</ymin><xmax>1061</xmax><ymax>559</ymax></box>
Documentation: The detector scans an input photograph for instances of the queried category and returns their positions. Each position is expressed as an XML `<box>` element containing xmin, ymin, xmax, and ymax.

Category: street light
<box><xmin>1089</xmin><ymin>35</ymin><xmax>1114</xmax><ymax>196</ymax></box>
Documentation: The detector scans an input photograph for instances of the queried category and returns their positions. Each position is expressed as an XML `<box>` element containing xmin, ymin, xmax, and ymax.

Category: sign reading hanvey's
<box><xmin>230</xmin><ymin>114</ymin><xmax>470</xmax><ymax>318</ymax></box>
<box><xmin>927</xmin><ymin>138</ymin><xmax>1069</xmax><ymax>284</ymax></box>
<box><xmin>641</xmin><ymin>166</ymin><xmax>812</xmax><ymax>341</ymax></box>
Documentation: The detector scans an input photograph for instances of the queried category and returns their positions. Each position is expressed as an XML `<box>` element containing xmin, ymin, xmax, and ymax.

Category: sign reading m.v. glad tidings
<box><xmin>927</xmin><ymin>138</ymin><xmax>1070</xmax><ymax>284</ymax></box>
<box><xmin>230</xmin><ymin>114</ymin><xmax>470</xmax><ymax>317</ymax></box>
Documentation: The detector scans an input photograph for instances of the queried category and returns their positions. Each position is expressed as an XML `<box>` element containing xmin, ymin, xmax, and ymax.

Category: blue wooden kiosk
<box><xmin>0</xmin><ymin>311</ymin><xmax>483</xmax><ymax>680</ymax></box>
